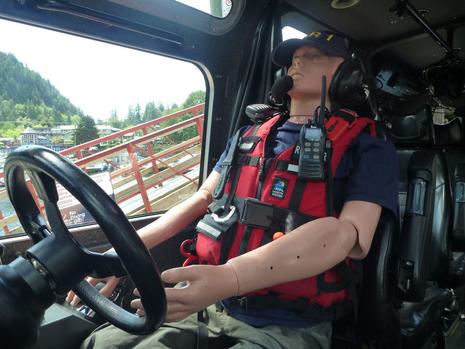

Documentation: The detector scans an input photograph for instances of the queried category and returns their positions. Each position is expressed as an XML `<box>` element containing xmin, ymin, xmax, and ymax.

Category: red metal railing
<box><xmin>0</xmin><ymin>103</ymin><xmax>205</xmax><ymax>235</ymax></box>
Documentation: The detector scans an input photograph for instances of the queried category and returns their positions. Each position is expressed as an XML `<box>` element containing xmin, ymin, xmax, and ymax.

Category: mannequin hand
<box><xmin>130</xmin><ymin>288</ymin><xmax>146</xmax><ymax>317</ymax></box>
<box><xmin>160</xmin><ymin>264</ymin><xmax>238</xmax><ymax>322</ymax></box>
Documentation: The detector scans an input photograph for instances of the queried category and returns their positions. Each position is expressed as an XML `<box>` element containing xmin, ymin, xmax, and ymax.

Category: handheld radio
<box><xmin>298</xmin><ymin>76</ymin><xmax>330</xmax><ymax>180</ymax></box>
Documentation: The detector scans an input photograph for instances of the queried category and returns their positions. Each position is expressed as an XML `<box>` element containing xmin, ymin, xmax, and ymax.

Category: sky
<box><xmin>0</xmin><ymin>1</ymin><xmax>303</xmax><ymax>122</ymax></box>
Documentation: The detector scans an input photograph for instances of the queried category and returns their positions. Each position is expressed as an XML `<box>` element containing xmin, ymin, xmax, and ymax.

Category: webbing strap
<box><xmin>213</xmin><ymin>129</ymin><xmax>243</xmax><ymax>200</ymax></box>
<box><xmin>238</xmin><ymin>226</ymin><xmax>252</xmax><ymax>256</ymax></box>
<box><xmin>236</xmin><ymin>154</ymin><xmax>260</xmax><ymax>167</ymax></box>
<box><xmin>211</xmin><ymin>196</ymin><xmax>317</xmax><ymax>231</ymax></box>
<box><xmin>223</xmin><ymin>165</ymin><xmax>242</xmax><ymax>212</ymax></box>
<box><xmin>196</xmin><ymin>310</ymin><xmax>208</xmax><ymax>349</ymax></box>
<box><xmin>249</xmin><ymin>124</ymin><xmax>260</xmax><ymax>137</ymax></box>
<box><xmin>259</xmin><ymin>228</ymin><xmax>273</xmax><ymax>247</ymax></box>
<box><xmin>275</xmin><ymin>159</ymin><xmax>298</xmax><ymax>173</ymax></box>
<box><xmin>336</xmin><ymin>261</ymin><xmax>363</xmax><ymax>324</ymax></box>
<box><xmin>227</xmin><ymin>295</ymin><xmax>352</xmax><ymax>322</ymax></box>
<box><xmin>332</xmin><ymin>109</ymin><xmax>357</xmax><ymax>124</ymax></box>
<box><xmin>288</xmin><ymin>179</ymin><xmax>307</xmax><ymax>212</ymax></box>
<box><xmin>325</xmin><ymin>143</ymin><xmax>334</xmax><ymax>216</ymax></box>
<box><xmin>219</xmin><ymin>222</ymin><xmax>237</xmax><ymax>265</ymax></box>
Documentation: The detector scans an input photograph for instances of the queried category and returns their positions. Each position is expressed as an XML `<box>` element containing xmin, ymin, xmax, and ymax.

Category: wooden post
<box><xmin>195</xmin><ymin>118</ymin><xmax>204</xmax><ymax>142</ymax></box>
<box><xmin>0</xmin><ymin>211</ymin><xmax>10</xmax><ymax>236</ymax></box>
<box><xmin>142</xmin><ymin>126</ymin><xmax>159</xmax><ymax>175</ymax></box>
<box><xmin>127</xmin><ymin>144</ymin><xmax>152</xmax><ymax>213</ymax></box>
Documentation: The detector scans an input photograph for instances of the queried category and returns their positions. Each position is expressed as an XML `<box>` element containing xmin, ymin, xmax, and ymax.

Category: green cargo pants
<box><xmin>80</xmin><ymin>304</ymin><xmax>332</xmax><ymax>349</ymax></box>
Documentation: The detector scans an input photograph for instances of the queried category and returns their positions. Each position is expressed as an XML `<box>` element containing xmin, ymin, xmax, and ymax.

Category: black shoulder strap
<box><xmin>331</xmin><ymin>108</ymin><xmax>357</xmax><ymax>124</ymax></box>
<box><xmin>213</xmin><ymin>129</ymin><xmax>244</xmax><ymax>199</ymax></box>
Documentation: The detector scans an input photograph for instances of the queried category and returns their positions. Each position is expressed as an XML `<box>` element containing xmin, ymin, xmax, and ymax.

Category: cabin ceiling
<box><xmin>283</xmin><ymin>0</ymin><xmax>465</xmax><ymax>69</ymax></box>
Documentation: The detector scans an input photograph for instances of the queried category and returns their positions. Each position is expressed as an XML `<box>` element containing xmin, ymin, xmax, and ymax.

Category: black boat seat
<box><xmin>435</xmin><ymin>117</ymin><xmax>465</xmax><ymax>287</ymax></box>
<box><xmin>452</xmin><ymin>163</ymin><xmax>465</xmax><ymax>251</ymax></box>
<box><xmin>353</xmin><ymin>107</ymin><xmax>452</xmax><ymax>348</ymax></box>
<box><xmin>388</xmin><ymin>107</ymin><xmax>451</xmax><ymax>301</ymax></box>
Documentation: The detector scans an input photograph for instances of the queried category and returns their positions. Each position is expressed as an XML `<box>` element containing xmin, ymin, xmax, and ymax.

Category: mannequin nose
<box><xmin>292</xmin><ymin>57</ymin><xmax>303</xmax><ymax>68</ymax></box>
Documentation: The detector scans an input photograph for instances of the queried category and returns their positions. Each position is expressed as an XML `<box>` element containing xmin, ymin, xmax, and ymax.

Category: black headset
<box><xmin>328</xmin><ymin>40</ymin><xmax>377</xmax><ymax>117</ymax></box>
<box><xmin>269</xmin><ymin>38</ymin><xmax>377</xmax><ymax>117</ymax></box>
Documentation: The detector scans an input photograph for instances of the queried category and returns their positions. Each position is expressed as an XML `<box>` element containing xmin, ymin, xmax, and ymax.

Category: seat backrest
<box><xmin>339</xmin><ymin>109</ymin><xmax>452</xmax><ymax>346</ymax></box>
<box><xmin>357</xmin><ymin>217</ymin><xmax>401</xmax><ymax>347</ymax></box>
<box><xmin>331</xmin><ymin>119</ymin><xmax>401</xmax><ymax>347</ymax></box>
<box><xmin>387</xmin><ymin>106</ymin><xmax>451</xmax><ymax>301</ymax></box>
<box><xmin>396</xmin><ymin>118</ymin><xmax>465</xmax><ymax>347</ymax></box>
<box><xmin>385</xmin><ymin>107</ymin><xmax>434</xmax><ymax>229</ymax></box>
<box><xmin>453</xmin><ymin>163</ymin><xmax>465</xmax><ymax>250</ymax></box>
<box><xmin>428</xmin><ymin>152</ymin><xmax>451</xmax><ymax>282</ymax></box>
<box><xmin>435</xmin><ymin>117</ymin><xmax>465</xmax><ymax>252</ymax></box>
<box><xmin>399</xmin><ymin>150</ymin><xmax>451</xmax><ymax>294</ymax></box>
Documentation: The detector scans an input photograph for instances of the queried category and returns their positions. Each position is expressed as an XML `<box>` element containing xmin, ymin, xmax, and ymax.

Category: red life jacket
<box><xmin>195</xmin><ymin>109</ymin><xmax>377</xmax><ymax>319</ymax></box>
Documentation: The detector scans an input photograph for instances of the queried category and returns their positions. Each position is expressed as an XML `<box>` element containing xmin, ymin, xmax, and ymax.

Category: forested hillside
<box><xmin>0</xmin><ymin>52</ymin><xmax>80</xmax><ymax>115</ymax></box>
<box><xmin>0</xmin><ymin>51</ymin><xmax>82</xmax><ymax>138</ymax></box>
<box><xmin>0</xmin><ymin>51</ymin><xmax>206</xmax><ymax>141</ymax></box>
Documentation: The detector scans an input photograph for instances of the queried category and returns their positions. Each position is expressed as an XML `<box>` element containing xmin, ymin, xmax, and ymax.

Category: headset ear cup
<box><xmin>329</xmin><ymin>59</ymin><xmax>369</xmax><ymax>113</ymax></box>
<box><xmin>329</xmin><ymin>60</ymin><xmax>346</xmax><ymax>107</ymax></box>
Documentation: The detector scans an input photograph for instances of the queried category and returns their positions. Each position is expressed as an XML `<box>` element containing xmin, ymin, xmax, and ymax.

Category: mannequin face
<box><xmin>287</xmin><ymin>45</ymin><xmax>344</xmax><ymax>101</ymax></box>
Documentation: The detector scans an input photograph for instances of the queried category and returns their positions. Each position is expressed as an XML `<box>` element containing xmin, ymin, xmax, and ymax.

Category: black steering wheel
<box><xmin>4</xmin><ymin>145</ymin><xmax>166</xmax><ymax>334</ymax></box>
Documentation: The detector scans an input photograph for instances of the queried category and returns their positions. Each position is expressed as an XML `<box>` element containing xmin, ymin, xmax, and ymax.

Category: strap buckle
<box><xmin>211</xmin><ymin>206</ymin><xmax>237</xmax><ymax>223</ymax></box>
<box><xmin>239</xmin><ymin>198</ymin><xmax>274</xmax><ymax>228</ymax></box>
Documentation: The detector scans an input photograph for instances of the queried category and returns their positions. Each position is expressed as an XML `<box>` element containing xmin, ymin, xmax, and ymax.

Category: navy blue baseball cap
<box><xmin>272</xmin><ymin>31</ymin><xmax>350</xmax><ymax>67</ymax></box>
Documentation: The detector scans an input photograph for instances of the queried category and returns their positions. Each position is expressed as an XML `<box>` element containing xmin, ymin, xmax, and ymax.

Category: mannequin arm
<box><xmin>227</xmin><ymin>200</ymin><xmax>381</xmax><ymax>295</ymax></box>
<box><xmin>137</xmin><ymin>171</ymin><xmax>220</xmax><ymax>249</ymax></box>
<box><xmin>160</xmin><ymin>200</ymin><xmax>382</xmax><ymax>321</ymax></box>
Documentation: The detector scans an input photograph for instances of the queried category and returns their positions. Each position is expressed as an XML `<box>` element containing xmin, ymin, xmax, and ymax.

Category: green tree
<box><xmin>75</xmin><ymin>115</ymin><xmax>99</xmax><ymax>144</ymax></box>
<box><xmin>182</xmin><ymin>90</ymin><xmax>205</xmax><ymax>108</ymax></box>
<box><xmin>0</xmin><ymin>124</ymin><xmax>22</xmax><ymax>139</ymax></box>
<box><xmin>143</xmin><ymin>101</ymin><xmax>161</xmax><ymax>122</ymax></box>
<box><xmin>51</xmin><ymin>135</ymin><xmax>63</xmax><ymax>144</ymax></box>
<box><xmin>134</xmin><ymin>103</ymin><xmax>142</xmax><ymax>124</ymax></box>
<box><xmin>70</xmin><ymin>114</ymin><xmax>81</xmax><ymax>126</ymax></box>
<box><xmin>126</xmin><ymin>105</ymin><xmax>136</xmax><ymax>126</ymax></box>
<box><xmin>108</xmin><ymin>109</ymin><xmax>122</xmax><ymax>128</ymax></box>
<box><xmin>162</xmin><ymin>91</ymin><xmax>205</xmax><ymax>143</ymax></box>
<box><xmin>17</xmin><ymin>116</ymin><xmax>33</xmax><ymax>127</ymax></box>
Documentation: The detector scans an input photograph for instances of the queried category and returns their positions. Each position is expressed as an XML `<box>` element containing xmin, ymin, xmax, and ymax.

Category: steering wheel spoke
<box><xmin>28</xmin><ymin>171</ymin><xmax>73</xmax><ymax>237</ymax></box>
<box><xmin>85</xmin><ymin>250</ymin><xmax>127</xmax><ymax>278</ymax></box>
<box><xmin>29</xmin><ymin>171</ymin><xmax>59</xmax><ymax>204</ymax></box>
<box><xmin>5</xmin><ymin>166</ymin><xmax>50</xmax><ymax>242</ymax></box>
<box><xmin>41</xmin><ymin>200</ymin><xmax>71</xmax><ymax>237</ymax></box>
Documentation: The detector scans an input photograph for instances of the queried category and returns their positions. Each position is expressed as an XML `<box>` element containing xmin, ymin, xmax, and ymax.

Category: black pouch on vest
<box><xmin>238</xmin><ymin>136</ymin><xmax>261</xmax><ymax>153</ymax></box>
<box><xmin>239</xmin><ymin>198</ymin><xmax>274</xmax><ymax>228</ymax></box>
<box><xmin>196</xmin><ymin>206</ymin><xmax>238</xmax><ymax>240</ymax></box>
